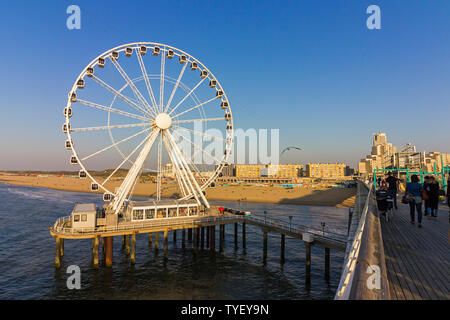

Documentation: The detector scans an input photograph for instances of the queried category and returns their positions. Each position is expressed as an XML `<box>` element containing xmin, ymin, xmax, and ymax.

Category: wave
<box><xmin>7</xmin><ymin>188</ymin><xmax>75</xmax><ymax>204</ymax></box>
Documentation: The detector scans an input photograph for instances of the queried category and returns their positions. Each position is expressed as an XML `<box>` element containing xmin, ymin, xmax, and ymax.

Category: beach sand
<box><xmin>0</xmin><ymin>173</ymin><xmax>356</xmax><ymax>208</ymax></box>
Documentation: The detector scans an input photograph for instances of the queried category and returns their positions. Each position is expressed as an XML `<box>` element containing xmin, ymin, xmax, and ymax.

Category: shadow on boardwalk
<box><xmin>381</xmin><ymin>201</ymin><xmax>450</xmax><ymax>300</ymax></box>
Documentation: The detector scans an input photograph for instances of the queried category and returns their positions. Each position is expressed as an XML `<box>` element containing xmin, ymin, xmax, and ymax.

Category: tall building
<box><xmin>358</xmin><ymin>131</ymin><xmax>397</xmax><ymax>175</ymax></box>
<box><xmin>305</xmin><ymin>163</ymin><xmax>347</xmax><ymax>179</ymax></box>
<box><xmin>222</xmin><ymin>164</ymin><xmax>303</xmax><ymax>178</ymax></box>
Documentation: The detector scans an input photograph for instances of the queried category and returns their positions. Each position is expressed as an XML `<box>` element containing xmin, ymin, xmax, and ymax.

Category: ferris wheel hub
<box><xmin>154</xmin><ymin>112</ymin><xmax>172</xmax><ymax>130</ymax></box>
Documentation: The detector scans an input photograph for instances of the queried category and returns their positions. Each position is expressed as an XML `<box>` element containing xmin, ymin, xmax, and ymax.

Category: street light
<box><xmin>320</xmin><ymin>221</ymin><xmax>326</xmax><ymax>236</ymax></box>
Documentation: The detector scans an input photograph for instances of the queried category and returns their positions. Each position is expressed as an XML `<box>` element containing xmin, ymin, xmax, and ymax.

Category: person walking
<box><xmin>427</xmin><ymin>176</ymin><xmax>440</xmax><ymax>217</ymax></box>
<box><xmin>405</xmin><ymin>174</ymin><xmax>424</xmax><ymax>228</ymax></box>
<box><xmin>386</xmin><ymin>172</ymin><xmax>399</xmax><ymax>210</ymax></box>
<box><xmin>447</xmin><ymin>175</ymin><xmax>450</xmax><ymax>223</ymax></box>
<box><xmin>423</xmin><ymin>176</ymin><xmax>432</xmax><ymax>216</ymax></box>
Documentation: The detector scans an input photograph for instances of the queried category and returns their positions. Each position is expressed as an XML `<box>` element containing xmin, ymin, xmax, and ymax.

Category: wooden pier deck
<box><xmin>381</xmin><ymin>203</ymin><xmax>450</xmax><ymax>300</ymax></box>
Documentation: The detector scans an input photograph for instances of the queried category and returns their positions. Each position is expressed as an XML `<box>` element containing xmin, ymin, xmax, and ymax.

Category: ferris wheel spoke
<box><xmin>110</xmin><ymin>58</ymin><xmax>154</xmax><ymax>117</ymax></box>
<box><xmin>91</xmin><ymin>75</ymin><xmax>152</xmax><ymax>117</ymax></box>
<box><xmin>164</xmin><ymin>62</ymin><xmax>188</xmax><ymax>113</ymax></box>
<box><xmin>81</xmin><ymin>128</ymin><xmax>150</xmax><ymax>161</ymax></box>
<box><xmin>159</xmin><ymin>50</ymin><xmax>166</xmax><ymax>113</ymax></box>
<box><xmin>172</xmin><ymin>117</ymin><xmax>224</xmax><ymax>125</ymax></box>
<box><xmin>172</xmin><ymin>125</ymin><xmax>226</xmax><ymax>142</ymax></box>
<box><xmin>71</xmin><ymin>122</ymin><xmax>148</xmax><ymax>132</ymax></box>
<box><xmin>135</xmin><ymin>47</ymin><xmax>159</xmax><ymax>113</ymax></box>
<box><xmin>77</xmin><ymin>99</ymin><xmax>149</xmax><ymax>121</ymax></box>
<box><xmin>165</xmin><ymin>132</ymin><xmax>201</xmax><ymax>204</ymax></box>
<box><xmin>172</xmin><ymin>96</ymin><xmax>219</xmax><ymax>119</ymax></box>
<box><xmin>156</xmin><ymin>133</ymin><xmax>163</xmax><ymax>201</ymax></box>
<box><xmin>101</xmin><ymin>132</ymin><xmax>152</xmax><ymax>185</ymax></box>
<box><xmin>166</xmin><ymin>130</ymin><xmax>210</xmax><ymax>207</ymax></box>
<box><xmin>162</xmin><ymin>135</ymin><xmax>188</xmax><ymax>197</ymax></box>
<box><xmin>168</xmin><ymin>78</ymin><xmax>207</xmax><ymax>116</ymax></box>
<box><xmin>172</xmin><ymin>129</ymin><xmax>222</xmax><ymax>164</ymax></box>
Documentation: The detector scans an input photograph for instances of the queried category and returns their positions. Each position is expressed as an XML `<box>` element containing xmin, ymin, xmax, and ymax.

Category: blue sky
<box><xmin>0</xmin><ymin>0</ymin><xmax>449</xmax><ymax>170</ymax></box>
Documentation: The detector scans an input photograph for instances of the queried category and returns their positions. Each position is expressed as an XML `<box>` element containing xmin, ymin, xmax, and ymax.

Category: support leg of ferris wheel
<box><xmin>110</xmin><ymin>128</ymin><xmax>160</xmax><ymax>215</ymax></box>
<box><xmin>162</xmin><ymin>135</ymin><xmax>189</xmax><ymax>198</ymax></box>
<box><xmin>165</xmin><ymin>132</ymin><xmax>202</xmax><ymax>206</ymax></box>
<box><xmin>166</xmin><ymin>130</ymin><xmax>210</xmax><ymax>208</ymax></box>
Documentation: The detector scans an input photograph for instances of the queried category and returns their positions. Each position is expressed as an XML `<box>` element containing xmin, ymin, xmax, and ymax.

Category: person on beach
<box><xmin>423</xmin><ymin>176</ymin><xmax>431</xmax><ymax>216</ymax></box>
<box><xmin>385</xmin><ymin>172</ymin><xmax>399</xmax><ymax>210</ymax></box>
<box><xmin>405</xmin><ymin>174</ymin><xmax>424</xmax><ymax>228</ymax></box>
<box><xmin>426</xmin><ymin>176</ymin><xmax>440</xmax><ymax>217</ymax></box>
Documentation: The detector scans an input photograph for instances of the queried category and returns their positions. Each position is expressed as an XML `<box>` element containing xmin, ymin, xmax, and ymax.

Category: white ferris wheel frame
<box><xmin>63</xmin><ymin>42</ymin><xmax>234</xmax><ymax>213</ymax></box>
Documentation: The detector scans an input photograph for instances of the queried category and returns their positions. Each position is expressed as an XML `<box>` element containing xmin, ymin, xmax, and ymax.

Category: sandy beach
<box><xmin>0</xmin><ymin>173</ymin><xmax>356</xmax><ymax>208</ymax></box>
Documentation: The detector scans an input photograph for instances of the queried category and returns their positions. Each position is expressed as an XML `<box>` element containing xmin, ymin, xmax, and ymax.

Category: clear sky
<box><xmin>0</xmin><ymin>0</ymin><xmax>449</xmax><ymax>170</ymax></box>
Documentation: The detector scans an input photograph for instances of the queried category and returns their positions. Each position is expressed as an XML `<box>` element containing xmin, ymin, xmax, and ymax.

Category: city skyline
<box><xmin>1</xmin><ymin>1</ymin><xmax>449</xmax><ymax>171</ymax></box>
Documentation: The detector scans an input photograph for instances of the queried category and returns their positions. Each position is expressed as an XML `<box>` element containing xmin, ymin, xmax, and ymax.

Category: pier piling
<box><xmin>173</xmin><ymin>230</ymin><xmax>177</xmax><ymax>244</ymax></box>
<box><xmin>164</xmin><ymin>230</ymin><xmax>168</xmax><ymax>259</ymax></box>
<box><xmin>234</xmin><ymin>223</ymin><xmax>238</xmax><ymax>249</ymax></box>
<box><xmin>125</xmin><ymin>235</ymin><xmax>130</xmax><ymax>255</ymax></box>
<box><xmin>130</xmin><ymin>233</ymin><xmax>136</xmax><ymax>264</ymax></box>
<box><xmin>210</xmin><ymin>226</ymin><xmax>215</xmax><ymax>250</ymax></box>
<box><xmin>55</xmin><ymin>238</ymin><xmax>61</xmax><ymax>268</ymax></box>
<box><xmin>60</xmin><ymin>239</ymin><xmax>64</xmax><ymax>257</ymax></box>
<box><xmin>206</xmin><ymin>227</ymin><xmax>210</xmax><ymax>248</ymax></box>
<box><xmin>188</xmin><ymin>228</ymin><xmax>193</xmax><ymax>242</ymax></box>
<box><xmin>263</xmin><ymin>231</ymin><xmax>268</xmax><ymax>263</ymax></box>
<box><xmin>93</xmin><ymin>236</ymin><xmax>99</xmax><ymax>266</ymax></box>
<box><xmin>182</xmin><ymin>229</ymin><xmax>186</xmax><ymax>248</ymax></box>
<box><xmin>242</xmin><ymin>223</ymin><xmax>246</xmax><ymax>249</ymax></box>
<box><xmin>219</xmin><ymin>225</ymin><xmax>224</xmax><ymax>252</ymax></box>
<box><xmin>105</xmin><ymin>236</ymin><xmax>113</xmax><ymax>267</ymax></box>
<box><xmin>155</xmin><ymin>232</ymin><xmax>159</xmax><ymax>250</ymax></box>
<box><xmin>148</xmin><ymin>233</ymin><xmax>152</xmax><ymax>246</ymax></box>
<box><xmin>325</xmin><ymin>247</ymin><xmax>330</xmax><ymax>282</ymax></box>
<box><xmin>201</xmin><ymin>227</ymin><xmax>205</xmax><ymax>249</ymax></box>
<box><xmin>304</xmin><ymin>242</ymin><xmax>311</xmax><ymax>286</ymax></box>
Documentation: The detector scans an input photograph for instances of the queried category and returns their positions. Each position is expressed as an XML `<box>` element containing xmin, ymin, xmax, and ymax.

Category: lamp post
<box><xmin>320</xmin><ymin>221</ymin><xmax>326</xmax><ymax>236</ymax></box>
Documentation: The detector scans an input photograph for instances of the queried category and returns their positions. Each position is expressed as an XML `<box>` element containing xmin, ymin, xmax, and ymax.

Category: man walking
<box><xmin>386</xmin><ymin>172</ymin><xmax>399</xmax><ymax>210</ymax></box>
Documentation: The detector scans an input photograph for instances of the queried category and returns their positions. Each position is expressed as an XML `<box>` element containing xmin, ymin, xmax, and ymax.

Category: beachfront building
<box><xmin>267</xmin><ymin>164</ymin><xmax>303</xmax><ymax>178</ymax></box>
<box><xmin>235</xmin><ymin>164</ymin><xmax>266</xmax><ymax>178</ymax></box>
<box><xmin>423</xmin><ymin>152</ymin><xmax>450</xmax><ymax>173</ymax></box>
<box><xmin>161</xmin><ymin>163</ymin><xmax>176</xmax><ymax>178</ymax></box>
<box><xmin>305</xmin><ymin>163</ymin><xmax>347</xmax><ymax>179</ymax></box>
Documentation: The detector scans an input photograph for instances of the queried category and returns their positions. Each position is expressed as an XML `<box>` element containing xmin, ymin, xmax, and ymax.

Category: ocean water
<box><xmin>0</xmin><ymin>183</ymin><xmax>348</xmax><ymax>300</ymax></box>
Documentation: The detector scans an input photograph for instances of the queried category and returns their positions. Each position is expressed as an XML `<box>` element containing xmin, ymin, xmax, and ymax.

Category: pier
<box><xmin>50</xmin><ymin>210</ymin><xmax>347</xmax><ymax>284</ymax></box>
<box><xmin>335</xmin><ymin>181</ymin><xmax>450</xmax><ymax>300</ymax></box>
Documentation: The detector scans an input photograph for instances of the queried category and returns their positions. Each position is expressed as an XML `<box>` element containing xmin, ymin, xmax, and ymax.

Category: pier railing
<box><xmin>334</xmin><ymin>181</ymin><xmax>390</xmax><ymax>300</ymax></box>
<box><xmin>51</xmin><ymin>211</ymin><xmax>347</xmax><ymax>250</ymax></box>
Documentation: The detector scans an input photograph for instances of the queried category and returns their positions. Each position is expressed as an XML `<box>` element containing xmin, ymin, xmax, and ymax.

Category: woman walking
<box><xmin>423</xmin><ymin>176</ymin><xmax>431</xmax><ymax>216</ymax></box>
<box><xmin>405</xmin><ymin>175</ymin><xmax>424</xmax><ymax>228</ymax></box>
<box><xmin>427</xmin><ymin>176</ymin><xmax>440</xmax><ymax>217</ymax></box>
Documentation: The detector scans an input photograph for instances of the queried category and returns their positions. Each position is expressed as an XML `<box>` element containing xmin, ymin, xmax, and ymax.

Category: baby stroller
<box><xmin>376</xmin><ymin>189</ymin><xmax>394</xmax><ymax>222</ymax></box>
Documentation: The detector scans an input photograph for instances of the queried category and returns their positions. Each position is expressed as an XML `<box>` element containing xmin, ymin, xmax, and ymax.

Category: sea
<box><xmin>0</xmin><ymin>183</ymin><xmax>349</xmax><ymax>300</ymax></box>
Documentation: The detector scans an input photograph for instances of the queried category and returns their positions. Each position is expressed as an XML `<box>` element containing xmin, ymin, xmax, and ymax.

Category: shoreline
<box><xmin>0</xmin><ymin>175</ymin><xmax>356</xmax><ymax>208</ymax></box>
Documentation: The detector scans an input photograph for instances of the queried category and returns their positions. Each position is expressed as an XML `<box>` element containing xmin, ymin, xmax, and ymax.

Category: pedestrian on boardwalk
<box><xmin>386</xmin><ymin>172</ymin><xmax>399</xmax><ymax>210</ymax></box>
<box><xmin>405</xmin><ymin>174</ymin><xmax>424</xmax><ymax>228</ymax></box>
<box><xmin>447</xmin><ymin>175</ymin><xmax>450</xmax><ymax>223</ymax></box>
<box><xmin>423</xmin><ymin>176</ymin><xmax>432</xmax><ymax>216</ymax></box>
<box><xmin>426</xmin><ymin>176</ymin><xmax>440</xmax><ymax>217</ymax></box>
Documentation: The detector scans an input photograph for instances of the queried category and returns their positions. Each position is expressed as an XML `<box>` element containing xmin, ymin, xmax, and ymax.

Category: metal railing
<box><xmin>334</xmin><ymin>181</ymin><xmax>390</xmax><ymax>300</ymax></box>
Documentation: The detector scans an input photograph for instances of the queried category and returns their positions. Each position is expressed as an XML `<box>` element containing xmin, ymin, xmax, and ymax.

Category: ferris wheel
<box><xmin>62</xmin><ymin>42</ymin><xmax>233</xmax><ymax>214</ymax></box>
